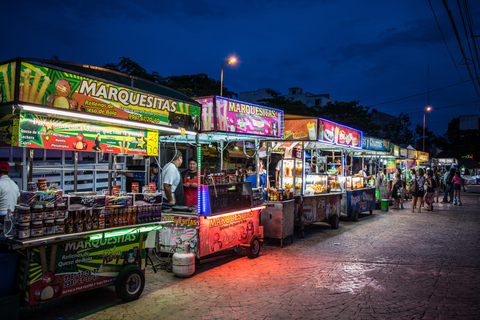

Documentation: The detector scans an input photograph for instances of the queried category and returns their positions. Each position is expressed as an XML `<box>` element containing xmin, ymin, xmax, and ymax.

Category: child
<box><xmin>453</xmin><ymin>171</ymin><xmax>463</xmax><ymax>206</ymax></box>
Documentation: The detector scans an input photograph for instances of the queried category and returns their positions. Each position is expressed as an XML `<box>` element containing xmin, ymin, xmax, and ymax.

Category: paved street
<box><xmin>21</xmin><ymin>186</ymin><xmax>480</xmax><ymax>320</ymax></box>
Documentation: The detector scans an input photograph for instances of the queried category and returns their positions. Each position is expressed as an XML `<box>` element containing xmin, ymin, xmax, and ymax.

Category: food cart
<box><xmin>156</xmin><ymin>96</ymin><xmax>284</xmax><ymax>259</ymax></box>
<box><xmin>266</xmin><ymin>116</ymin><xmax>363</xmax><ymax>237</ymax></box>
<box><xmin>0</xmin><ymin>58</ymin><xmax>201</xmax><ymax>307</ymax></box>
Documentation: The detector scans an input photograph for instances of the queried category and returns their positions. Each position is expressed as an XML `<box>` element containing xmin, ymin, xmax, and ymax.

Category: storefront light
<box><xmin>19</xmin><ymin>104</ymin><xmax>197</xmax><ymax>136</ymax></box>
<box><xmin>88</xmin><ymin>225</ymin><xmax>162</xmax><ymax>241</ymax></box>
<box><xmin>204</xmin><ymin>206</ymin><xmax>266</xmax><ymax>219</ymax></box>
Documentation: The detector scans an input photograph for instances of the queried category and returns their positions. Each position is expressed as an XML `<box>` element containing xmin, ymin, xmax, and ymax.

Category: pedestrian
<box><xmin>0</xmin><ymin>161</ymin><xmax>20</xmax><ymax>216</ymax></box>
<box><xmin>409</xmin><ymin>168</ymin><xmax>417</xmax><ymax>207</ymax></box>
<box><xmin>453</xmin><ymin>170</ymin><xmax>463</xmax><ymax>206</ymax></box>
<box><xmin>433</xmin><ymin>168</ymin><xmax>440</xmax><ymax>203</ymax></box>
<box><xmin>424</xmin><ymin>170</ymin><xmax>435</xmax><ymax>212</ymax></box>
<box><xmin>392</xmin><ymin>173</ymin><xmax>402</xmax><ymax>209</ymax></box>
<box><xmin>411</xmin><ymin>168</ymin><xmax>425</xmax><ymax>213</ymax></box>
<box><xmin>442</xmin><ymin>168</ymin><xmax>455</xmax><ymax>203</ymax></box>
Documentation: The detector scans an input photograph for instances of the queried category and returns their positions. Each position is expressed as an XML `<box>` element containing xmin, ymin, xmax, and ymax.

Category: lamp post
<box><xmin>423</xmin><ymin>106</ymin><xmax>432</xmax><ymax>151</ymax></box>
<box><xmin>220</xmin><ymin>57</ymin><xmax>236</xmax><ymax>96</ymax></box>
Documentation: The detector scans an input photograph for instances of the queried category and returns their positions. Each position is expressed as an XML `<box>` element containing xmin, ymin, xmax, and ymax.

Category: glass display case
<box><xmin>305</xmin><ymin>174</ymin><xmax>328</xmax><ymax>194</ymax></box>
<box><xmin>327</xmin><ymin>173</ymin><xmax>343</xmax><ymax>192</ymax></box>
<box><xmin>278</xmin><ymin>158</ymin><xmax>303</xmax><ymax>195</ymax></box>
<box><xmin>346</xmin><ymin>175</ymin><xmax>364</xmax><ymax>190</ymax></box>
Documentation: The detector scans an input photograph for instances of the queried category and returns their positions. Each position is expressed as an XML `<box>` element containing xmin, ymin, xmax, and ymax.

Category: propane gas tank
<box><xmin>172</xmin><ymin>243</ymin><xmax>195</xmax><ymax>278</ymax></box>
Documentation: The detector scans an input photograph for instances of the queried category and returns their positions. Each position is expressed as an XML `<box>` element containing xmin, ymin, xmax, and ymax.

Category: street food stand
<box><xmin>156</xmin><ymin>96</ymin><xmax>284</xmax><ymax>258</ymax></box>
<box><xmin>266</xmin><ymin>116</ymin><xmax>363</xmax><ymax>237</ymax></box>
<box><xmin>0</xmin><ymin>58</ymin><xmax>201</xmax><ymax>307</ymax></box>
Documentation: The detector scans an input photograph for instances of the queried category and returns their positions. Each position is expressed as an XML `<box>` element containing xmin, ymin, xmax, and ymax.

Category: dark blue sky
<box><xmin>3</xmin><ymin>0</ymin><xmax>479</xmax><ymax>136</ymax></box>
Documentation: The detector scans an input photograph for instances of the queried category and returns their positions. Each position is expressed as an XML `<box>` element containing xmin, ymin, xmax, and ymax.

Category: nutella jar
<box><xmin>31</xmin><ymin>204</ymin><xmax>44</xmax><ymax>221</ymax></box>
<box><xmin>44</xmin><ymin>204</ymin><xmax>56</xmax><ymax>220</ymax></box>
<box><xmin>55</xmin><ymin>203</ymin><xmax>66</xmax><ymax>219</ymax></box>
<box><xmin>44</xmin><ymin>220</ymin><xmax>55</xmax><ymax>235</ymax></box>
<box><xmin>28</xmin><ymin>182</ymin><xmax>38</xmax><ymax>192</ymax></box>
<box><xmin>37</xmin><ymin>178</ymin><xmax>48</xmax><ymax>191</ymax></box>
<box><xmin>16</xmin><ymin>205</ymin><xmax>31</xmax><ymax>224</ymax></box>
<box><xmin>55</xmin><ymin>219</ymin><xmax>65</xmax><ymax>234</ymax></box>
<box><xmin>18</xmin><ymin>224</ymin><xmax>31</xmax><ymax>239</ymax></box>
<box><xmin>31</xmin><ymin>220</ymin><xmax>44</xmax><ymax>237</ymax></box>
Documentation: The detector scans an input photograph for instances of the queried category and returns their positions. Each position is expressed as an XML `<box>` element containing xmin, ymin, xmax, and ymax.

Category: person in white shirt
<box><xmin>0</xmin><ymin>161</ymin><xmax>20</xmax><ymax>215</ymax></box>
<box><xmin>161</xmin><ymin>151</ymin><xmax>184</xmax><ymax>205</ymax></box>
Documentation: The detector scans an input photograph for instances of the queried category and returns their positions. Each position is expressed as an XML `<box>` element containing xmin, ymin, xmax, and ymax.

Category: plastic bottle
<box><xmin>3</xmin><ymin>207</ymin><xmax>13</xmax><ymax>238</ymax></box>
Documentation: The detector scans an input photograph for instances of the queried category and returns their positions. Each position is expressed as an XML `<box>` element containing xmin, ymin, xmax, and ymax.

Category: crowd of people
<box><xmin>391</xmin><ymin>166</ymin><xmax>466</xmax><ymax>213</ymax></box>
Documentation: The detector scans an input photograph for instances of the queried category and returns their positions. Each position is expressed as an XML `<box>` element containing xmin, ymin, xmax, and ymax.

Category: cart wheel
<box><xmin>246</xmin><ymin>237</ymin><xmax>261</xmax><ymax>259</ymax></box>
<box><xmin>115</xmin><ymin>265</ymin><xmax>145</xmax><ymax>302</ymax></box>
<box><xmin>330</xmin><ymin>214</ymin><xmax>339</xmax><ymax>229</ymax></box>
<box><xmin>350</xmin><ymin>210</ymin><xmax>359</xmax><ymax>222</ymax></box>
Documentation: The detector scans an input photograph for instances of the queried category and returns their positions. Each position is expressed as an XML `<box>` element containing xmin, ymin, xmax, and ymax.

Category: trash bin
<box><xmin>0</xmin><ymin>252</ymin><xmax>18</xmax><ymax>297</ymax></box>
<box><xmin>380</xmin><ymin>199</ymin><xmax>389</xmax><ymax>212</ymax></box>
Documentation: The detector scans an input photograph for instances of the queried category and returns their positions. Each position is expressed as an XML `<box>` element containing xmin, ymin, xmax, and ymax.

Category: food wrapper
<box><xmin>105</xmin><ymin>195</ymin><xmax>132</xmax><ymax>208</ymax></box>
<box><xmin>65</xmin><ymin>194</ymin><xmax>106</xmax><ymax>210</ymax></box>
<box><xmin>128</xmin><ymin>193</ymin><xmax>163</xmax><ymax>206</ymax></box>
<box><xmin>20</xmin><ymin>190</ymin><xmax>64</xmax><ymax>207</ymax></box>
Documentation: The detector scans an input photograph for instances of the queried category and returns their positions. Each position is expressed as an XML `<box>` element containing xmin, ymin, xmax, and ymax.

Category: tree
<box><xmin>380</xmin><ymin>113</ymin><xmax>414</xmax><ymax>146</ymax></box>
<box><xmin>413</xmin><ymin>124</ymin><xmax>438</xmax><ymax>151</ymax></box>
<box><xmin>257</xmin><ymin>95</ymin><xmax>311</xmax><ymax>116</ymax></box>
<box><xmin>102</xmin><ymin>58</ymin><xmax>237</xmax><ymax>98</ymax></box>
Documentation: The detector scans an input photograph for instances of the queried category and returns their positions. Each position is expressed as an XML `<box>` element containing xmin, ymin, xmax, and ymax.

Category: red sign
<box><xmin>318</xmin><ymin>118</ymin><xmax>362</xmax><ymax>148</ymax></box>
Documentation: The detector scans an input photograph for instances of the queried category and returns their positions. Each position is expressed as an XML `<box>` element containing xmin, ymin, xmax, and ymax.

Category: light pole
<box><xmin>423</xmin><ymin>106</ymin><xmax>432</xmax><ymax>151</ymax></box>
<box><xmin>220</xmin><ymin>57</ymin><xmax>236</xmax><ymax>96</ymax></box>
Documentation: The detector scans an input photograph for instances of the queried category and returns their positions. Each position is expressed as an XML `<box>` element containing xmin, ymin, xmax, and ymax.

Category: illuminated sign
<box><xmin>318</xmin><ymin>118</ymin><xmax>362</xmax><ymax>148</ymax></box>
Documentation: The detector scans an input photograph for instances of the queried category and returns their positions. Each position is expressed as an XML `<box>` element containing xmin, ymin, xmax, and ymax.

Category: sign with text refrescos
<box><xmin>16</xmin><ymin>111</ymin><xmax>158</xmax><ymax>155</ymax></box>
<box><xmin>196</xmin><ymin>96</ymin><xmax>284</xmax><ymax>138</ymax></box>
<box><xmin>19</xmin><ymin>62</ymin><xmax>201</xmax><ymax>131</ymax></box>
<box><xmin>318</xmin><ymin>118</ymin><xmax>362</xmax><ymax>148</ymax></box>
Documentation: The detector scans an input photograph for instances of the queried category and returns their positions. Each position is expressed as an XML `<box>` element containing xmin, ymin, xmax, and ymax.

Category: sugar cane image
<box><xmin>207</xmin><ymin>102</ymin><xmax>212</xmax><ymax>130</ymax></box>
<box><xmin>28</xmin><ymin>68</ymin><xmax>42</xmax><ymax>102</ymax></box>
<box><xmin>39</xmin><ymin>246</ymin><xmax>48</xmax><ymax>274</ymax></box>
<box><xmin>23</xmin><ymin>68</ymin><xmax>31</xmax><ymax>101</ymax></box>
<box><xmin>216</xmin><ymin>103</ymin><xmax>222</xmax><ymax>131</ymax></box>
<box><xmin>49</xmin><ymin>244</ymin><xmax>58</xmax><ymax>272</ymax></box>
<box><xmin>34</xmin><ymin>76</ymin><xmax>51</xmax><ymax>104</ymax></box>
<box><xmin>2</xmin><ymin>66</ymin><xmax>11</xmax><ymax>101</ymax></box>
<box><xmin>10</xmin><ymin>63</ymin><xmax>15</xmax><ymax>100</ymax></box>
<box><xmin>223</xmin><ymin>101</ymin><xmax>227</xmax><ymax>131</ymax></box>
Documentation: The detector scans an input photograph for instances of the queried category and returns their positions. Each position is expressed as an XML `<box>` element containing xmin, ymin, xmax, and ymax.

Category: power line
<box><xmin>443</xmin><ymin>0</ymin><xmax>480</xmax><ymax>98</ymax></box>
<box><xmin>457</xmin><ymin>0</ymin><xmax>480</xmax><ymax>91</ymax></box>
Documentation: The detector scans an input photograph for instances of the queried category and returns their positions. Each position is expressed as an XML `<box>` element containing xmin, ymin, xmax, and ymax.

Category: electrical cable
<box><xmin>457</xmin><ymin>0</ymin><xmax>480</xmax><ymax>90</ymax></box>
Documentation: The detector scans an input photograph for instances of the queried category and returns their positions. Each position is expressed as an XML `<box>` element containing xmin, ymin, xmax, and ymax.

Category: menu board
<box><xmin>386</xmin><ymin>158</ymin><xmax>396</xmax><ymax>173</ymax></box>
<box><xmin>407</xmin><ymin>149</ymin><xmax>416</xmax><ymax>159</ymax></box>
<box><xmin>417</xmin><ymin>151</ymin><xmax>429</xmax><ymax>161</ymax></box>
<box><xmin>16</xmin><ymin>111</ymin><xmax>158</xmax><ymax>155</ymax></box>
<box><xmin>318</xmin><ymin>118</ymin><xmax>362</xmax><ymax>148</ymax></box>
<box><xmin>393</xmin><ymin>145</ymin><xmax>400</xmax><ymax>157</ymax></box>
<box><xmin>283</xmin><ymin>119</ymin><xmax>317</xmax><ymax>140</ymax></box>
<box><xmin>18</xmin><ymin>62</ymin><xmax>200</xmax><ymax>131</ymax></box>
<box><xmin>196</xmin><ymin>96</ymin><xmax>283</xmax><ymax>138</ymax></box>
<box><xmin>400</xmin><ymin>148</ymin><xmax>407</xmax><ymax>157</ymax></box>
<box><xmin>363</xmin><ymin>136</ymin><xmax>390</xmax><ymax>152</ymax></box>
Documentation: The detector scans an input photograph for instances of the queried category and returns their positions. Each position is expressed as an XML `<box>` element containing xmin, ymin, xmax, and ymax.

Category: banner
<box><xmin>362</xmin><ymin>136</ymin><xmax>390</xmax><ymax>152</ymax></box>
<box><xmin>386</xmin><ymin>158</ymin><xmax>396</xmax><ymax>173</ymax></box>
<box><xmin>393</xmin><ymin>145</ymin><xmax>400</xmax><ymax>157</ymax></box>
<box><xmin>196</xmin><ymin>96</ymin><xmax>284</xmax><ymax>138</ymax></box>
<box><xmin>417</xmin><ymin>151</ymin><xmax>429</xmax><ymax>161</ymax></box>
<box><xmin>24</xmin><ymin>233</ymin><xmax>145</xmax><ymax>306</ymax></box>
<box><xmin>18</xmin><ymin>62</ymin><xmax>200</xmax><ymax>131</ymax></box>
<box><xmin>159</xmin><ymin>215</ymin><xmax>200</xmax><ymax>254</ymax></box>
<box><xmin>318</xmin><ymin>118</ymin><xmax>362</xmax><ymax>148</ymax></box>
<box><xmin>17</xmin><ymin>111</ymin><xmax>158</xmax><ymax>155</ymax></box>
<box><xmin>407</xmin><ymin>149</ymin><xmax>417</xmax><ymax>159</ymax></box>
<box><xmin>400</xmin><ymin>148</ymin><xmax>407</xmax><ymax>157</ymax></box>
<box><xmin>283</xmin><ymin>119</ymin><xmax>317</xmax><ymax>140</ymax></box>
<box><xmin>0</xmin><ymin>61</ymin><xmax>16</xmax><ymax>103</ymax></box>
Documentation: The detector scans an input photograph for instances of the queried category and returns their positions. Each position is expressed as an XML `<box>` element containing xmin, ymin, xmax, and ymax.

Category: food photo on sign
<box><xmin>318</xmin><ymin>118</ymin><xmax>361</xmax><ymax>147</ymax></box>
<box><xmin>283</xmin><ymin>119</ymin><xmax>317</xmax><ymax>140</ymax></box>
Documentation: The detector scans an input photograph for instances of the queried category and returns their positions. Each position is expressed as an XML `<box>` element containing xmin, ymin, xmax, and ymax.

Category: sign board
<box><xmin>283</xmin><ymin>119</ymin><xmax>317</xmax><ymax>140</ymax></box>
<box><xmin>196</xmin><ymin>96</ymin><xmax>284</xmax><ymax>138</ymax></box>
<box><xmin>407</xmin><ymin>149</ymin><xmax>416</xmax><ymax>159</ymax></box>
<box><xmin>417</xmin><ymin>151</ymin><xmax>429</xmax><ymax>161</ymax></box>
<box><xmin>386</xmin><ymin>158</ymin><xmax>396</xmax><ymax>173</ymax></box>
<box><xmin>318</xmin><ymin>118</ymin><xmax>362</xmax><ymax>148</ymax></box>
<box><xmin>16</xmin><ymin>111</ymin><xmax>158</xmax><ymax>155</ymax></box>
<box><xmin>400</xmin><ymin>148</ymin><xmax>407</xmax><ymax>157</ymax></box>
<box><xmin>18</xmin><ymin>62</ymin><xmax>200</xmax><ymax>131</ymax></box>
<box><xmin>393</xmin><ymin>145</ymin><xmax>400</xmax><ymax>157</ymax></box>
<box><xmin>362</xmin><ymin>136</ymin><xmax>390</xmax><ymax>152</ymax></box>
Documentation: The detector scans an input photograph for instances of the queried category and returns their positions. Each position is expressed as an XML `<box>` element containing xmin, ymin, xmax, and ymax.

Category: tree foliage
<box><xmin>381</xmin><ymin>113</ymin><xmax>414</xmax><ymax>146</ymax></box>
<box><xmin>102</xmin><ymin>57</ymin><xmax>237</xmax><ymax>98</ymax></box>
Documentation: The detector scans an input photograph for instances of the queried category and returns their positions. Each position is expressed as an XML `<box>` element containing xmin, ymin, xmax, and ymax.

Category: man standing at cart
<box><xmin>0</xmin><ymin>161</ymin><xmax>20</xmax><ymax>215</ymax></box>
<box><xmin>162</xmin><ymin>151</ymin><xmax>185</xmax><ymax>205</ymax></box>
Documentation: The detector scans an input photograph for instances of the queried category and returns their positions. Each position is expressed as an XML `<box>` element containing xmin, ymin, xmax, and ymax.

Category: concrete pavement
<box><xmin>21</xmin><ymin>186</ymin><xmax>480</xmax><ymax>320</ymax></box>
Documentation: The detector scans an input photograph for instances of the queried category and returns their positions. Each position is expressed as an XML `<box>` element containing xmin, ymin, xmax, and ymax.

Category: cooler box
<box><xmin>380</xmin><ymin>199</ymin><xmax>389</xmax><ymax>212</ymax></box>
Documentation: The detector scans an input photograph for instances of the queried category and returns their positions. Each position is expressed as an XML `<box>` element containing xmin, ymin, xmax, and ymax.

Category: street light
<box><xmin>423</xmin><ymin>105</ymin><xmax>432</xmax><ymax>151</ymax></box>
<box><xmin>220</xmin><ymin>57</ymin><xmax>236</xmax><ymax>96</ymax></box>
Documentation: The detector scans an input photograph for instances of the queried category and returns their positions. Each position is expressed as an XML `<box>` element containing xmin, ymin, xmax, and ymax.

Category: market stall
<box><xmin>266</xmin><ymin>116</ymin><xmax>363</xmax><ymax>236</ymax></box>
<box><xmin>156</xmin><ymin>96</ymin><xmax>284</xmax><ymax>258</ymax></box>
<box><xmin>0</xmin><ymin>58</ymin><xmax>201</xmax><ymax>306</ymax></box>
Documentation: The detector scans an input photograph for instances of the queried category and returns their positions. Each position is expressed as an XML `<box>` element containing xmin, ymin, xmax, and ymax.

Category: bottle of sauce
<box><xmin>92</xmin><ymin>210</ymin><xmax>99</xmax><ymax>230</ymax></box>
<box><xmin>112</xmin><ymin>208</ymin><xmax>119</xmax><ymax>227</ymax></box>
<box><xmin>131</xmin><ymin>206</ymin><xmax>137</xmax><ymax>225</ymax></box>
<box><xmin>84</xmin><ymin>210</ymin><xmax>93</xmax><ymax>231</ymax></box>
<box><xmin>65</xmin><ymin>211</ymin><xmax>74</xmax><ymax>234</ymax></box>
<box><xmin>98</xmin><ymin>209</ymin><xmax>105</xmax><ymax>229</ymax></box>
<box><xmin>74</xmin><ymin>211</ymin><xmax>84</xmax><ymax>233</ymax></box>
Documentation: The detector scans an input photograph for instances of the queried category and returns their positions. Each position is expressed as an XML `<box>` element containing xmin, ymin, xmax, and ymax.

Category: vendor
<box><xmin>161</xmin><ymin>151</ymin><xmax>185</xmax><ymax>205</ymax></box>
<box><xmin>359</xmin><ymin>165</ymin><xmax>372</xmax><ymax>181</ymax></box>
<box><xmin>182</xmin><ymin>158</ymin><xmax>199</xmax><ymax>207</ymax></box>
<box><xmin>0</xmin><ymin>161</ymin><xmax>20</xmax><ymax>215</ymax></box>
<box><xmin>246</xmin><ymin>162</ymin><xmax>265</xmax><ymax>188</ymax></box>
<box><xmin>118</xmin><ymin>162</ymin><xmax>159</xmax><ymax>191</ymax></box>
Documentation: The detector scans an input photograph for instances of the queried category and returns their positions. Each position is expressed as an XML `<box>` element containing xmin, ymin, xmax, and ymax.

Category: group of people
<box><xmin>390</xmin><ymin>166</ymin><xmax>465</xmax><ymax>213</ymax></box>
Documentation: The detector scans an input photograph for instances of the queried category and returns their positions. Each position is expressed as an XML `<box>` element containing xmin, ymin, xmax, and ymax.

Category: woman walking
<box><xmin>453</xmin><ymin>171</ymin><xmax>463</xmax><ymax>206</ymax></box>
<box><xmin>424</xmin><ymin>170</ymin><xmax>435</xmax><ymax>211</ymax></box>
<box><xmin>442</xmin><ymin>168</ymin><xmax>456</xmax><ymax>203</ymax></box>
<box><xmin>392</xmin><ymin>173</ymin><xmax>402</xmax><ymax>209</ymax></box>
<box><xmin>411</xmin><ymin>168</ymin><xmax>425</xmax><ymax>213</ymax></box>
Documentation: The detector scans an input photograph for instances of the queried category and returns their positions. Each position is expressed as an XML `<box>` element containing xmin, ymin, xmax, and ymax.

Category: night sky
<box><xmin>3</xmin><ymin>0</ymin><xmax>480</xmax><ymax>136</ymax></box>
